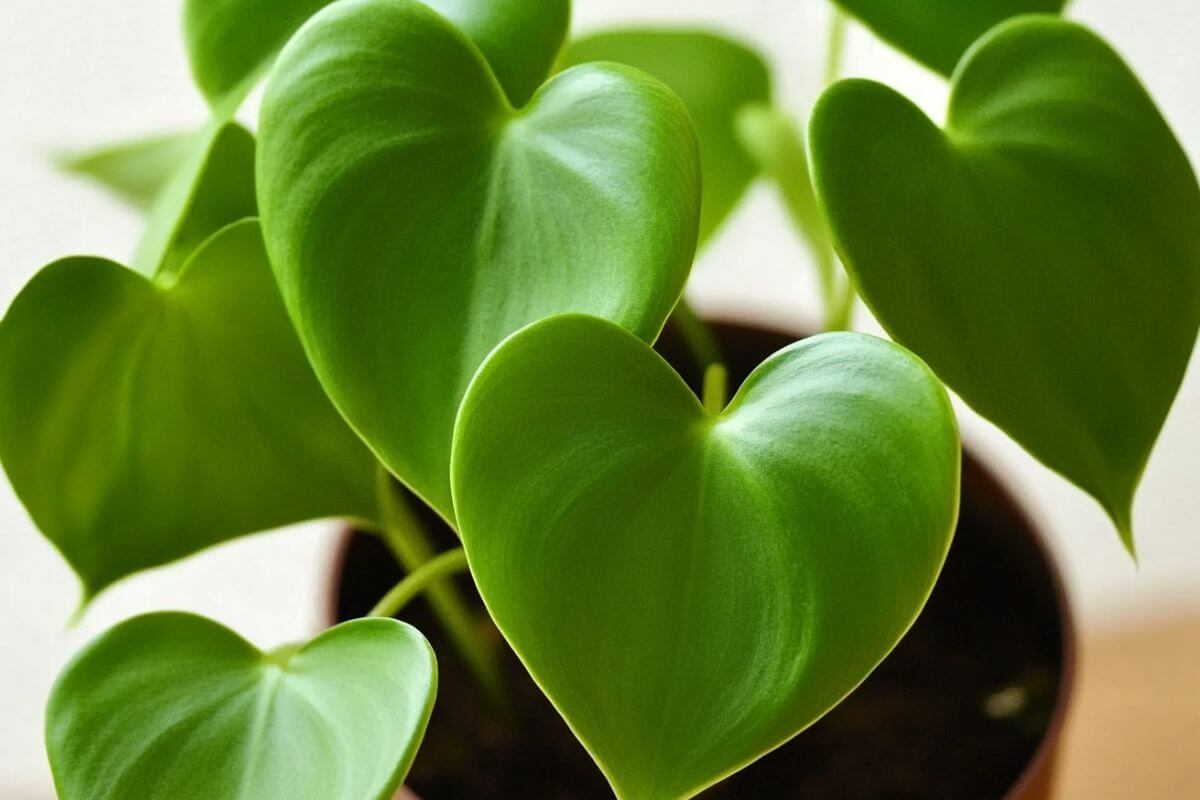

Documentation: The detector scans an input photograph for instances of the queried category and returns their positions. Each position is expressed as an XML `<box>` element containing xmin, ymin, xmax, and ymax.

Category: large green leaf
<box><xmin>133</xmin><ymin>121</ymin><xmax>256</xmax><ymax>277</ymax></box>
<box><xmin>0</xmin><ymin>220</ymin><xmax>376</xmax><ymax>598</ymax></box>
<box><xmin>47</xmin><ymin>613</ymin><xmax>436</xmax><ymax>800</ymax></box>
<box><xmin>258</xmin><ymin>0</ymin><xmax>700</xmax><ymax>522</ymax></box>
<box><xmin>563</xmin><ymin>29</ymin><xmax>769</xmax><ymax>247</ymax></box>
<box><xmin>809</xmin><ymin>16</ymin><xmax>1200</xmax><ymax>551</ymax></box>
<box><xmin>452</xmin><ymin>314</ymin><xmax>959</xmax><ymax>800</ymax></box>
<box><xmin>185</xmin><ymin>0</ymin><xmax>568</xmax><ymax>111</ymax></box>
<box><xmin>834</xmin><ymin>0</ymin><xmax>1067</xmax><ymax>75</ymax></box>
<box><xmin>58</xmin><ymin>131</ymin><xmax>199</xmax><ymax>211</ymax></box>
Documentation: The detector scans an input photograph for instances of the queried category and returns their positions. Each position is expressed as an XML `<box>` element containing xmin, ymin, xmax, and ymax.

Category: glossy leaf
<box><xmin>809</xmin><ymin>17</ymin><xmax>1200</xmax><ymax>550</ymax></box>
<box><xmin>425</xmin><ymin>0</ymin><xmax>570</xmax><ymax>107</ymax></box>
<box><xmin>185</xmin><ymin>0</ymin><xmax>568</xmax><ymax>111</ymax></box>
<box><xmin>563</xmin><ymin>29</ymin><xmax>769</xmax><ymax>246</ymax></box>
<box><xmin>47</xmin><ymin>613</ymin><xmax>436</xmax><ymax>800</ymax></box>
<box><xmin>184</xmin><ymin>0</ymin><xmax>337</xmax><ymax>111</ymax></box>
<box><xmin>58</xmin><ymin>131</ymin><xmax>199</xmax><ymax>211</ymax></box>
<box><xmin>133</xmin><ymin>121</ymin><xmax>256</xmax><ymax>277</ymax></box>
<box><xmin>453</xmin><ymin>314</ymin><xmax>959</xmax><ymax>800</ymax></box>
<box><xmin>834</xmin><ymin>0</ymin><xmax>1067</xmax><ymax>75</ymax></box>
<box><xmin>0</xmin><ymin>221</ymin><xmax>376</xmax><ymax>598</ymax></box>
<box><xmin>258</xmin><ymin>0</ymin><xmax>700</xmax><ymax>521</ymax></box>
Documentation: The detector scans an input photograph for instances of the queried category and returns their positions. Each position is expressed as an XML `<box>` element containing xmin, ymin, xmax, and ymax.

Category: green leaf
<box><xmin>452</xmin><ymin>314</ymin><xmax>959</xmax><ymax>800</ymax></box>
<box><xmin>47</xmin><ymin>613</ymin><xmax>436</xmax><ymax>800</ymax></box>
<box><xmin>58</xmin><ymin>131</ymin><xmax>199</xmax><ymax>211</ymax></box>
<box><xmin>133</xmin><ymin>121</ymin><xmax>257</xmax><ymax>277</ymax></box>
<box><xmin>563</xmin><ymin>29</ymin><xmax>769</xmax><ymax>247</ymax></box>
<box><xmin>0</xmin><ymin>220</ymin><xmax>376</xmax><ymax>598</ymax></box>
<box><xmin>423</xmin><ymin>0</ymin><xmax>570</xmax><ymax>107</ymax></box>
<box><xmin>834</xmin><ymin>0</ymin><xmax>1067</xmax><ymax>75</ymax></box>
<box><xmin>185</xmin><ymin>0</ymin><xmax>568</xmax><ymax>111</ymax></box>
<box><xmin>258</xmin><ymin>0</ymin><xmax>700</xmax><ymax>522</ymax></box>
<box><xmin>808</xmin><ymin>16</ymin><xmax>1200</xmax><ymax>551</ymax></box>
<box><xmin>184</xmin><ymin>0</ymin><xmax>338</xmax><ymax>111</ymax></box>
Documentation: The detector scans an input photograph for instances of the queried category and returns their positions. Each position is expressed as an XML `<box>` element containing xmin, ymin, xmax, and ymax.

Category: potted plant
<box><xmin>3</xmin><ymin>0</ymin><xmax>1196</xmax><ymax>798</ymax></box>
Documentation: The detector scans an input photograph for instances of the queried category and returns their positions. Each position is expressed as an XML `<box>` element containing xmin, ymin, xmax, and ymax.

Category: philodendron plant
<box><xmin>4</xmin><ymin>0</ymin><xmax>1198</xmax><ymax>798</ymax></box>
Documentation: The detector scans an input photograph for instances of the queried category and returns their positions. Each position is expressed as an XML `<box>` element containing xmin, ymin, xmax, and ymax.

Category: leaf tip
<box><xmin>64</xmin><ymin>589</ymin><xmax>94</xmax><ymax>630</ymax></box>
<box><xmin>1105</xmin><ymin>498</ymin><xmax>1138</xmax><ymax>564</ymax></box>
<box><xmin>1117</xmin><ymin>518</ymin><xmax>1138</xmax><ymax>565</ymax></box>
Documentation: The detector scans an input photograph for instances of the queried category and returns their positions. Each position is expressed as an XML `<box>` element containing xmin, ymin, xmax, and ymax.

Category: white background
<box><xmin>2</xmin><ymin>0</ymin><xmax>1198</xmax><ymax>795</ymax></box>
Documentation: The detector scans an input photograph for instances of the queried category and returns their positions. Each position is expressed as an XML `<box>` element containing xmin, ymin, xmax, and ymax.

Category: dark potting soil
<box><xmin>332</xmin><ymin>322</ymin><xmax>1066</xmax><ymax>799</ymax></box>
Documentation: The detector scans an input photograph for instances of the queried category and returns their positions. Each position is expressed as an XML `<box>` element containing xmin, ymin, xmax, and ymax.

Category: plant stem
<box><xmin>824</xmin><ymin>7</ymin><xmax>848</xmax><ymax>89</ymax></box>
<box><xmin>826</xmin><ymin>270</ymin><xmax>857</xmax><ymax>331</ymax></box>
<box><xmin>703</xmin><ymin>364</ymin><xmax>728</xmax><ymax>415</ymax></box>
<box><xmin>736</xmin><ymin>105</ymin><xmax>850</xmax><ymax>331</ymax></box>
<box><xmin>369</xmin><ymin>548</ymin><xmax>470</xmax><ymax>619</ymax></box>
<box><xmin>671</xmin><ymin>297</ymin><xmax>723</xmax><ymax>371</ymax></box>
<box><xmin>817</xmin><ymin>5</ymin><xmax>857</xmax><ymax>332</ymax></box>
<box><xmin>372</xmin><ymin>465</ymin><xmax>504</xmax><ymax>705</ymax></box>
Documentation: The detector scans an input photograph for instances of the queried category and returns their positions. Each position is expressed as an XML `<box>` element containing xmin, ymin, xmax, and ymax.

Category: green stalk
<box><xmin>817</xmin><ymin>6</ymin><xmax>857</xmax><ymax>332</ymax></box>
<box><xmin>671</xmin><ymin>298</ymin><xmax>723</xmax><ymax>371</ymax></box>
<box><xmin>823</xmin><ymin>7</ymin><xmax>848</xmax><ymax>89</ymax></box>
<box><xmin>735</xmin><ymin>105</ymin><xmax>850</xmax><ymax>330</ymax></box>
<box><xmin>369</xmin><ymin>548</ymin><xmax>470</xmax><ymax>619</ymax></box>
<box><xmin>372</xmin><ymin>465</ymin><xmax>504</xmax><ymax>705</ymax></box>
<box><xmin>703</xmin><ymin>364</ymin><xmax>729</xmax><ymax>415</ymax></box>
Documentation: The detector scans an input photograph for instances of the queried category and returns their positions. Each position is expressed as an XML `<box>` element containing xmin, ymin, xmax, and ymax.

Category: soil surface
<box><xmin>332</xmin><ymin>322</ymin><xmax>1065</xmax><ymax>799</ymax></box>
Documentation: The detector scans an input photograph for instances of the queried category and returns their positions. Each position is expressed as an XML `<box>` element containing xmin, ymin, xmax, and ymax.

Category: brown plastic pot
<box><xmin>329</xmin><ymin>318</ymin><xmax>1076</xmax><ymax>800</ymax></box>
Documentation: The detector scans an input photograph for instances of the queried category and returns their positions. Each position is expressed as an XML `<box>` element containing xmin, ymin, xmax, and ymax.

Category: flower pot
<box><xmin>328</xmin><ymin>318</ymin><xmax>1076</xmax><ymax>799</ymax></box>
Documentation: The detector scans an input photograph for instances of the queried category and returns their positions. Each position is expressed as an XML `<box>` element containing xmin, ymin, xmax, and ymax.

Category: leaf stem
<box><xmin>703</xmin><ymin>364</ymin><xmax>728</xmax><ymax>415</ymax></box>
<box><xmin>825</xmin><ymin>270</ymin><xmax>857</xmax><ymax>331</ymax></box>
<box><xmin>735</xmin><ymin>105</ymin><xmax>852</xmax><ymax>330</ymax></box>
<box><xmin>824</xmin><ymin>7</ymin><xmax>848</xmax><ymax>89</ymax></box>
<box><xmin>372</xmin><ymin>465</ymin><xmax>504</xmax><ymax>705</ymax></box>
<box><xmin>671</xmin><ymin>298</ymin><xmax>723</xmax><ymax>371</ymax></box>
<box><xmin>369</xmin><ymin>548</ymin><xmax>470</xmax><ymax>619</ymax></box>
<box><xmin>814</xmin><ymin>6</ymin><xmax>858</xmax><ymax>331</ymax></box>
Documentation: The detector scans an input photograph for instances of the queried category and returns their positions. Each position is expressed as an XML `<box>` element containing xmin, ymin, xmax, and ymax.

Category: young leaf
<box><xmin>133</xmin><ymin>121</ymin><xmax>256</xmax><ymax>277</ymax></box>
<box><xmin>562</xmin><ymin>29</ymin><xmax>770</xmax><ymax>247</ymax></box>
<box><xmin>422</xmin><ymin>0</ymin><xmax>570</xmax><ymax>107</ymax></box>
<box><xmin>184</xmin><ymin>0</ymin><xmax>568</xmax><ymax>112</ymax></box>
<box><xmin>0</xmin><ymin>220</ymin><xmax>376</xmax><ymax>599</ymax></box>
<box><xmin>184</xmin><ymin>0</ymin><xmax>337</xmax><ymax>111</ymax></box>
<box><xmin>452</xmin><ymin>314</ymin><xmax>959</xmax><ymax>800</ymax></box>
<box><xmin>809</xmin><ymin>17</ymin><xmax>1200</xmax><ymax>551</ymax></box>
<box><xmin>57</xmin><ymin>130</ymin><xmax>200</xmax><ymax>211</ymax></box>
<box><xmin>47</xmin><ymin>613</ymin><xmax>436</xmax><ymax>800</ymax></box>
<box><xmin>833</xmin><ymin>0</ymin><xmax>1067</xmax><ymax>75</ymax></box>
<box><xmin>258</xmin><ymin>0</ymin><xmax>700</xmax><ymax>522</ymax></box>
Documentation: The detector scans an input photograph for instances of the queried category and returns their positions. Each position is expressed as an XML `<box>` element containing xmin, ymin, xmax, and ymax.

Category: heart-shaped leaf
<box><xmin>47</xmin><ymin>613</ymin><xmax>436</xmax><ymax>800</ymax></box>
<box><xmin>258</xmin><ymin>0</ymin><xmax>700</xmax><ymax>521</ymax></box>
<box><xmin>134</xmin><ymin>121</ymin><xmax>256</xmax><ymax>276</ymax></box>
<box><xmin>69</xmin><ymin>0</ymin><xmax>570</xmax><ymax>215</ymax></box>
<box><xmin>0</xmin><ymin>220</ymin><xmax>376</xmax><ymax>598</ymax></box>
<box><xmin>58</xmin><ymin>130</ymin><xmax>199</xmax><ymax>211</ymax></box>
<box><xmin>834</xmin><ymin>0</ymin><xmax>1066</xmax><ymax>75</ymax></box>
<box><xmin>452</xmin><ymin>314</ymin><xmax>959</xmax><ymax>800</ymax></box>
<box><xmin>562</xmin><ymin>29</ymin><xmax>769</xmax><ymax>247</ymax></box>
<box><xmin>185</xmin><ymin>0</ymin><xmax>568</xmax><ymax>111</ymax></box>
<box><xmin>809</xmin><ymin>16</ymin><xmax>1200</xmax><ymax>550</ymax></box>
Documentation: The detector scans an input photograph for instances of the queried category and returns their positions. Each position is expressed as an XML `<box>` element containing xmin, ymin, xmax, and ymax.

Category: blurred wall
<box><xmin>1</xmin><ymin>0</ymin><xmax>1198</xmax><ymax>794</ymax></box>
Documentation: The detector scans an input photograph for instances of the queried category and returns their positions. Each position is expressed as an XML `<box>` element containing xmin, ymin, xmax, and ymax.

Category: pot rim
<box><xmin>986</xmin><ymin>453</ymin><xmax>1077</xmax><ymax>800</ymax></box>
